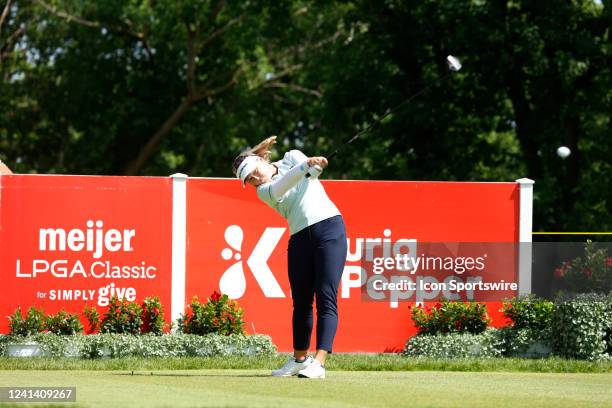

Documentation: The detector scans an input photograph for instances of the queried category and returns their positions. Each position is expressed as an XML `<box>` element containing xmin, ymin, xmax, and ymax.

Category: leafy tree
<box><xmin>295</xmin><ymin>0</ymin><xmax>610</xmax><ymax>232</ymax></box>
<box><xmin>0</xmin><ymin>0</ymin><xmax>609</xmax><ymax>233</ymax></box>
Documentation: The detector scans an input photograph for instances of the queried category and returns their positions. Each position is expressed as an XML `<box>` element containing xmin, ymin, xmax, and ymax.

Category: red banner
<box><xmin>185</xmin><ymin>179</ymin><xmax>519</xmax><ymax>352</ymax></box>
<box><xmin>0</xmin><ymin>175</ymin><xmax>173</xmax><ymax>333</ymax></box>
<box><xmin>1</xmin><ymin>175</ymin><xmax>520</xmax><ymax>351</ymax></box>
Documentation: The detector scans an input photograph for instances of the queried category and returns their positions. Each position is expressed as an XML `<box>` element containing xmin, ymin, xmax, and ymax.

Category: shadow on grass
<box><xmin>113</xmin><ymin>371</ymin><xmax>271</xmax><ymax>378</ymax></box>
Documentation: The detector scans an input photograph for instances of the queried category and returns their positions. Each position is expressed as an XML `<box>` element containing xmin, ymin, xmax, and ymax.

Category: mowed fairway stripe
<box><xmin>0</xmin><ymin>370</ymin><xmax>611</xmax><ymax>408</ymax></box>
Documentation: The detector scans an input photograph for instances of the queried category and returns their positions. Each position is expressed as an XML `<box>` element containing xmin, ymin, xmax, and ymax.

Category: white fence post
<box><xmin>516</xmin><ymin>178</ymin><xmax>535</xmax><ymax>295</ymax></box>
<box><xmin>171</xmin><ymin>173</ymin><xmax>188</xmax><ymax>327</ymax></box>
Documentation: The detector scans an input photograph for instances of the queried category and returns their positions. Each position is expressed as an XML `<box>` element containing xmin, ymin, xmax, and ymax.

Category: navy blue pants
<box><xmin>287</xmin><ymin>215</ymin><xmax>347</xmax><ymax>353</ymax></box>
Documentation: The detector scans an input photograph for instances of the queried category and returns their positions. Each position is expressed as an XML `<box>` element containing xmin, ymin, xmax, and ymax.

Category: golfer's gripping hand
<box><xmin>307</xmin><ymin>156</ymin><xmax>328</xmax><ymax>169</ymax></box>
<box><xmin>266</xmin><ymin>155</ymin><xmax>329</xmax><ymax>201</ymax></box>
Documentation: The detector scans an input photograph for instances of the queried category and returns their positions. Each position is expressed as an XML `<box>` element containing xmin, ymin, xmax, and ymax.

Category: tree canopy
<box><xmin>0</xmin><ymin>0</ymin><xmax>610</xmax><ymax>232</ymax></box>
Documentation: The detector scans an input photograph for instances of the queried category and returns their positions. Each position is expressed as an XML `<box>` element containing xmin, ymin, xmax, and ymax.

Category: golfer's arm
<box><xmin>268</xmin><ymin>161</ymin><xmax>309</xmax><ymax>201</ymax></box>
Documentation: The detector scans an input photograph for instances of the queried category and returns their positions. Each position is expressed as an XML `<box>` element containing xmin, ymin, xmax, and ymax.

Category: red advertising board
<box><xmin>0</xmin><ymin>175</ymin><xmax>522</xmax><ymax>351</ymax></box>
<box><xmin>0</xmin><ymin>175</ymin><xmax>173</xmax><ymax>334</ymax></box>
<box><xmin>185</xmin><ymin>179</ymin><xmax>519</xmax><ymax>352</ymax></box>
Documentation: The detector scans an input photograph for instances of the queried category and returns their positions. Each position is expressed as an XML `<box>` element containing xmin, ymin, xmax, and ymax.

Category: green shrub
<box><xmin>8</xmin><ymin>306</ymin><xmax>45</xmax><ymax>336</ymax></box>
<box><xmin>411</xmin><ymin>300</ymin><xmax>490</xmax><ymax>335</ymax></box>
<box><xmin>0</xmin><ymin>333</ymin><xmax>276</xmax><ymax>358</ymax></box>
<box><xmin>141</xmin><ymin>296</ymin><xmax>168</xmax><ymax>335</ymax></box>
<box><xmin>502</xmin><ymin>295</ymin><xmax>553</xmax><ymax>332</ymax></box>
<box><xmin>498</xmin><ymin>327</ymin><xmax>552</xmax><ymax>358</ymax></box>
<box><xmin>0</xmin><ymin>335</ymin><xmax>8</xmax><ymax>356</ymax></box>
<box><xmin>499</xmin><ymin>295</ymin><xmax>554</xmax><ymax>358</ymax></box>
<box><xmin>551</xmin><ymin>293</ymin><xmax>612</xmax><ymax>360</ymax></box>
<box><xmin>403</xmin><ymin>330</ymin><xmax>505</xmax><ymax>358</ymax></box>
<box><xmin>100</xmin><ymin>297</ymin><xmax>143</xmax><ymax>334</ymax></box>
<box><xmin>555</xmin><ymin>241</ymin><xmax>612</xmax><ymax>294</ymax></box>
<box><xmin>178</xmin><ymin>292</ymin><xmax>245</xmax><ymax>335</ymax></box>
<box><xmin>45</xmin><ymin>310</ymin><xmax>83</xmax><ymax>335</ymax></box>
<box><xmin>83</xmin><ymin>305</ymin><xmax>100</xmax><ymax>334</ymax></box>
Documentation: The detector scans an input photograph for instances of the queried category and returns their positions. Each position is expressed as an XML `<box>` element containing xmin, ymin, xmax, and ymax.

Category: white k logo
<box><xmin>219</xmin><ymin>225</ymin><xmax>286</xmax><ymax>299</ymax></box>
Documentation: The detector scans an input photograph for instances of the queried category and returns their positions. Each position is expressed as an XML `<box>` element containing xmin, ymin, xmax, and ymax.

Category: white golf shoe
<box><xmin>272</xmin><ymin>356</ymin><xmax>314</xmax><ymax>377</ymax></box>
<box><xmin>297</xmin><ymin>359</ymin><xmax>326</xmax><ymax>379</ymax></box>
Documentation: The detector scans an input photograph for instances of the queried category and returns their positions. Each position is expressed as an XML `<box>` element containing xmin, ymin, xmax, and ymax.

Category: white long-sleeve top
<box><xmin>256</xmin><ymin>150</ymin><xmax>340</xmax><ymax>235</ymax></box>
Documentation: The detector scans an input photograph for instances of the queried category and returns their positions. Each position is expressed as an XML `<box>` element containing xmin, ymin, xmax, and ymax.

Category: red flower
<box><xmin>211</xmin><ymin>291</ymin><xmax>222</xmax><ymax>302</ymax></box>
<box><xmin>584</xmin><ymin>268</ymin><xmax>593</xmax><ymax>278</ymax></box>
<box><xmin>554</xmin><ymin>267</ymin><xmax>565</xmax><ymax>279</ymax></box>
<box><xmin>606</xmin><ymin>257</ymin><xmax>612</xmax><ymax>267</ymax></box>
<box><xmin>434</xmin><ymin>302</ymin><xmax>442</xmax><ymax>309</ymax></box>
<box><xmin>152</xmin><ymin>307</ymin><xmax>160</xmax><ymax>315</ymax></box>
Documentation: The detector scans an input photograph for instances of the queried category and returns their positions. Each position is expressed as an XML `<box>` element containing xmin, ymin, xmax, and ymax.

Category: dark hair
<box><xmin>231</xmin><ymin>136</ymin><xmax>277</xmax><ymax>176</ymax></box>
<box><xmin>232</xmin><ymin>154</ymin><xmax>256</xmax><ymax>177</ymax></box>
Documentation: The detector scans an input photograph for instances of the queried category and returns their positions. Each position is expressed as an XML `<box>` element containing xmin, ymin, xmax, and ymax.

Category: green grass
<box><xmin>1</xmin><ymin>354</ymin><xmax>612</xmax><ymax>373</ymax></box>
<box><xmin>1</xmin><ymin>369</ymin><xmax>611</xmax><ymax>407</ymax></box>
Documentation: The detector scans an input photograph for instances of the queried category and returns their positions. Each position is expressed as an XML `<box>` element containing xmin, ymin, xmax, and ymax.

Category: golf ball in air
<box><xmin>557</xmin><ymin>146</ymin><xmax>571</xmax><ymax>159</ymax></box>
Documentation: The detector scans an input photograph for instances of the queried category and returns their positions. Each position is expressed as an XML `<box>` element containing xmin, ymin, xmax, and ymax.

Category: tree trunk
<box><xmin>505</xmin><ymin>70</ymin><xmax>542</xmax><ymax>180</ymax></box>
<box><xmin>123</xmin><ymin>98</ymin><xmax>193</xmax><ymax>175</ymax></box>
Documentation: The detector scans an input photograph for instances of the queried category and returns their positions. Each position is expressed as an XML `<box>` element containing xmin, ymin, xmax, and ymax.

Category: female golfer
<box><xmin>232</xmin><ymin>136</ymin><xmax>347</xmax><ymax>379</ymax></box>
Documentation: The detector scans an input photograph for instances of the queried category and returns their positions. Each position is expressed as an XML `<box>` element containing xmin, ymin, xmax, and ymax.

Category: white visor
<box><xmin>236</xmin><ymin>156</ymin><xmax>259</xmax><ymax>187</ymax></box>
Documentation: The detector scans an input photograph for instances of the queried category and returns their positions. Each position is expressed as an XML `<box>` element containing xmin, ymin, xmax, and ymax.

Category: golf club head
<box><xmin>446</xmin><ymin>55</ymin><xmax>462</xmax><ymax>72</ymax></box>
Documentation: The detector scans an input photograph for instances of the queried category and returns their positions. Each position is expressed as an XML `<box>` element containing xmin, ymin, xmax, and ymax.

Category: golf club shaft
<box><xmin>328</xmin><ymin>71</ymin><xmax>452</xmax><ymax>160</ymax></box>
<box><xmin>306</xmin><ymin>73</ymin><xmax>450</xmax><ymax>179</ymax></box>
<box><xmin>307</xmin><ymin>54</ymin><xmax>461</xmax><ymax>177</ymax></box>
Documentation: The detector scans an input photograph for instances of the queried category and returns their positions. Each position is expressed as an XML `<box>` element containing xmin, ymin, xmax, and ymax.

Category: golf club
<box><xmin>307</xmin><ymin>55</ymin><xmax>462</xmax><ymax>178</ymax></box>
